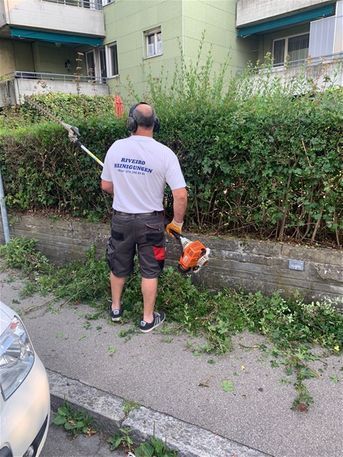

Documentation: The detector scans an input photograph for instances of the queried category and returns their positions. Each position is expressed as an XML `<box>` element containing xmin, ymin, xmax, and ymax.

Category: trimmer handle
<box><xmin>169</xmin><ymin>229</ymin><xmax>182</xmax><ymax>240</ymax></box>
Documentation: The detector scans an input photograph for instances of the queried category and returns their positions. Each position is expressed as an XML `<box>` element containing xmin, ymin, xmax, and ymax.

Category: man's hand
<box><xmin>166</xmin><ymin>219</ymin><xmax>183</xmax><ymax>237</ymax></box>
<box><xmin>101</xmin><ymin>179</ymin><xmax>114</xmax><ymax>195</ymax></box>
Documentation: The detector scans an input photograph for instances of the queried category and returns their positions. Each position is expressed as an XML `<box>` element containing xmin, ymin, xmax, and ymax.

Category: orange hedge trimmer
<box><xmin>170</xmin><ymin>230</ymin><xmax>210</xmax><ymax>274</ymax></box>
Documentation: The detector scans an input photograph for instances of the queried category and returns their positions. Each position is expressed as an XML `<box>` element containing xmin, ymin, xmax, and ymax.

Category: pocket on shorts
<box><xmin>111</xmin><ymin>224</ymin><xmax>124</xmax><ymax>241</ymax></box>
<box><xmin>106</xmin><ymin>238</ymin><xmax>116</xmax><ymax>271</ymax></box>
<box><xmin>153</xmin><ymin>245</ymin><xmax>166</xmax><ymax>261</ymax></box>
<box><xmin>145</xmin><ymin>223</ymin><xmax>164</xmax><ymax>244</ymax></box>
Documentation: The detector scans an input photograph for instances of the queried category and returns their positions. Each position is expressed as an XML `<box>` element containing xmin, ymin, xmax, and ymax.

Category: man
<box><xmin>101</xmin><ymin>102</ymin><xmax>187</xmax><ymax>332</ymax></box>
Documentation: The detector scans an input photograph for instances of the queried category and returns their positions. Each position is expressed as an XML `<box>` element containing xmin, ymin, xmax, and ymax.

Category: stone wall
<box><xmin>1</xmin><ymin>213</ymin><xmax>342</xmax><ymax>305</ymax></box>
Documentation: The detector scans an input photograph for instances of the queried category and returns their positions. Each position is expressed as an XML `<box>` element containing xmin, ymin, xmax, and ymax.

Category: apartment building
<box><xmin>0</xmin><ymin>0</ymin><xmax>109</xmax><ymax>106</ymax></box>
<box><xmin>1</xmin><ymin>1</ymin><xmax>342</xmax><ymax>106</ymax></box>
<box><xmin>236</xmin><ymin>0</ymin><xmax>343</xmax><ymax>86</ymax></box>
<box><xmin>102</xmin><ymin>0</ymin><xmax>256</xmax><ymax>97</ymax></box>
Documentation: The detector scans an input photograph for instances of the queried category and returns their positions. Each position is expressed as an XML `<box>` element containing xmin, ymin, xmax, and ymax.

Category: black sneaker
<box><xmin>139</xmin><ymin>311</ymin><xmax>166</xmax><ymax>333</ymax></box>
<box><xmin>109</xmin><ymin>305</ymin><xmax>123</xmax><ymax>322</ymax></box>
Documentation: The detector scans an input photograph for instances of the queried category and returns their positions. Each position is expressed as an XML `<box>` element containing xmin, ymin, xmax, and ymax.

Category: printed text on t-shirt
<box><xmin>113</xmin><ymin>157</ymin><xmax>153</xmax><ymax>174</ymax></box>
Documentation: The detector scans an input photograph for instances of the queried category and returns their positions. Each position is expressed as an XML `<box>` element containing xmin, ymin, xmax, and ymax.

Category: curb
<box><xmin>48</xmin><ymin>369</ymin><xmax>271</xmax><ymax>457</ymax></box>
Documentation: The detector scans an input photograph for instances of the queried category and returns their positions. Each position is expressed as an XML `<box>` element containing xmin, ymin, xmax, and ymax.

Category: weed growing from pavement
<box><xmin>1</xmin><ymin>238</ymin><xmax>342</xmax><ymax>412</ymax></box>
<box><xmin>54</xmin><ymin>401</ymin><xmax>175</xmax><ymax>456</ymax></box>
<box><xmin>53</xmin><ymin>403</ymin><xmax>96</xmax><ymax>437</ymax></box>
<box><xmin>108</xmin><ymin>428</ymin><xmax>177</xmax><ymax>456</ymax></box>
<box><xmin>134</xmin><ymin>436</ymin><xmax>178</xmax><ymax>457</ymax></box>
<box><xmin>108</xmin><ymin>428</ymin><xmax>134</xmax><ymax>452</ymax></box>
<box><xmin>0</xmin><ymin>237</ymin><xmax>50</xmax><ymax>275</ymax></box>
<box><xmin>122</xmin><ymin>400</ymin><xmax>140</xmax><ymax>416</ymax></box>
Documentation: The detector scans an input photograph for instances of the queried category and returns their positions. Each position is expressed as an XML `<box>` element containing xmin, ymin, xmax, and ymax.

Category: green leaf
<box><xmin>57</xmin><ymin>405</ymin><xmax>69</xmax><ymax>416</ymax></box>
<box><xmin>64</xmin><ymin>422</ymin><xmax>75</xmax><ymax>431</ymax></box>
<box><xmin>135</xmin><ymin>442</ymin><xmax>155</xmax><ymax>457</ymax></box>
<box><xmin>53</xmin><ymin>415</ymin><xmax>66</xmax><ymax>425</ymax></box>
<box><xmin>221</xmin><ymin>379</ymin><xmax>235</xmax><ymax>393</ymax></box>
<box><xmin>108</xmin><ymin>436</ymin><xmax>123</xmax><ymax>450</ymax></box>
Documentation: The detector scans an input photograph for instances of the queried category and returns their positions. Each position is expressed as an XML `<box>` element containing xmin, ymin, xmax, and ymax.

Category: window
<box><xmin>99</xmin><ymin>46</ymin><xmax>107</xmax><ymax>81</ymax></box>
<box><xmin>272</xmin><ymin>33</ymin><xmax>309</xmax><ymax>66</ymax></box>
<box><xmin>86</xmin><ymin>50</ymin><xmax>95</xmax><ymax>78</ymax></box>
<box><xmin>43</xmin><ymin>0</ymin><xmax>103</xmax><ymax>9</ymax></box>
<box><xmin>107</xmin><ymin>42</ymin><xmax>119</xmax><ymax>76</ymax></box>
<box><xmin>144</xmin><ymin>28</ymin><xmax>163</xmax><ymax>58</ymax></box>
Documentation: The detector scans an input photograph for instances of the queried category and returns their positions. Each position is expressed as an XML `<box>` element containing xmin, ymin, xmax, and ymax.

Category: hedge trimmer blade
<box><xmin>25</xmin><ymin>97</ymin><xmax>104</xmax><ymax>167</ymax></box>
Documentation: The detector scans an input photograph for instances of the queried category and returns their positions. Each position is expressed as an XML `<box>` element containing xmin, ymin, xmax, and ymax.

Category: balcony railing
<box><xmin>0</xmin><ymin>70</ymin><xmax>109</xmax><ymax>106</ymax></box>
<box><xmin>14</xmin><ymin>71</ymin><xmax>106</xmax><ymax>84</ymax></box>
<box><xmin>42</xmin><ymin>0</ymin><xmax>103</xmax><ymax>10</ymax></box>
<box><xmin>270</xmin><ymin>51</ymin><xmax>343</xmax><ymax>71</ymax></box>
<box><xmin>245</xmin><ymin>52</ymin><xmax>343</xmax><ymax>95</ymax></box>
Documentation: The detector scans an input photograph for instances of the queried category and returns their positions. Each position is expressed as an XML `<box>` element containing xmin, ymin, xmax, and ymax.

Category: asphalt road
<box><xmin>42</xmin><ymin>414</ymin><xmax>126</xmax><ymax>457</ymax></box>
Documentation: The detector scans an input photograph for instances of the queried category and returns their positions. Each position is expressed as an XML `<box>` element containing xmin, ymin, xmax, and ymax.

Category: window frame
<box><xmin>272</xmin><ymin>32</ymin><xmax>310</xmax><ymax>67</ymax></box>
<box><xmin>144</xmin><ymin>27</ymin><xmax>163</xmax><ymax>59</ymax></box>
<box><xmin>99</xmin><ymin>46</ymin><xmax>107</xmax><ymax>82</ymax></box>
<box><xmin>85</xmin><ymin>49</ymin><xmax>96</xmax><ymax>78</ymax></box>
<box><xmin>106</xmin><ymin>41</ymin><xmax>119</xmax><ymax>78</ymax></box>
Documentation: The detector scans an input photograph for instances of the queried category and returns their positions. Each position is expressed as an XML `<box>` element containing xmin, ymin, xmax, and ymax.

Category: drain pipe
<box><xmin>0</xmin><ymin>169</ymin><xmax>10</xmax><ymax>244</ymax></box>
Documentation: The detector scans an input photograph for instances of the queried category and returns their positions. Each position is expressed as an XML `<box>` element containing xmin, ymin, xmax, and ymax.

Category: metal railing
<box><xmin>269</xmin><ymin>51</ymin><xmax>343</xmax><ymax>71</ymax></box>
<box><xmin>42</xmin><ymin>0</ymin><xmax>103</xmax><ymax>10</ymax></box>
<box><xmin>13</xmin><ymin>71</ymin><xmax>106</xmax><ymax>84</ymax></box>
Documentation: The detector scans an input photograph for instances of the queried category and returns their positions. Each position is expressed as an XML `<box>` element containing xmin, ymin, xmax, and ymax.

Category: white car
<box><xmin>0</xmin><ymin>301</ymin><xmax>50</xmax><ymax>457</ymax></box>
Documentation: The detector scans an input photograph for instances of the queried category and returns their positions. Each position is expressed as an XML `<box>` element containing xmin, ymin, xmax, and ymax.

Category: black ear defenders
<box><xmin>127</xmin><ymin>101</ymin><xmax>160</xmax><ymax>133</ymax></box>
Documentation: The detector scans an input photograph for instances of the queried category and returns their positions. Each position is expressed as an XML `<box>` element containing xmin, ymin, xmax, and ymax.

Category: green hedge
<box><xmin>0</xmin><ymin>85</ymin><xmax>342</xmax><ymax>245</ymax></box>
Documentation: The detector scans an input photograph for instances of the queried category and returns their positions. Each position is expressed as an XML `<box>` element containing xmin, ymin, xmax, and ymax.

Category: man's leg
<box><xmin>141</xmin><ymin>277</ymin><xmax>158</xmax><ymax>323</ymax></box>
<box><xmin>110</xmin><ymin>272</ymin><xmax>126</xmax><ymax>310</ymax></box>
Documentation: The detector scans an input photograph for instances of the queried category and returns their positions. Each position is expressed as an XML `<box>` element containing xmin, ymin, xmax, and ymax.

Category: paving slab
<box><xmin>1</xmin><ymin>267</ymin><xmax>342</xmax><ymax>457</ymax></box>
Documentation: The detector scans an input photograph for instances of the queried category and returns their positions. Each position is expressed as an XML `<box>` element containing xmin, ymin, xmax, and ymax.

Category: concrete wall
<box><xmin>13</xmin><ymin>41</ymin><xmax>35</xmax><ymax>72</ymax></box>
<box><xmin>1</xmin><ymin>214</ymin><xmax>342</xmax><ymax>304</ymax></box>
<box><xmin>0</xmin><ymin>40</ymin><xmax>37</xmax><ymax>78</ymax></box>
<box><xmin>31</xmin><ymin>42</ymin><xmax>77</xmax><ymax>74</ymax></box>
<box><xmin>0</xmin><ymin>39</ymin><xmax>15</xmax><ymax>75</ymax></box>
<box><xmin>2</xmin><ymin>0</ymin><xmax>104</xmax><ymax>36</ymax></box>
<box><xmin>237</xmin><ymin>0</ymin><xmax>335</xmax><ymax>26</ymax></box>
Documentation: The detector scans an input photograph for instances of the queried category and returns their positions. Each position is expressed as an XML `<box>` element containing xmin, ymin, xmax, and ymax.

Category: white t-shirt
<box><xmin>101</xmin><ymin>135</ymin><xmax>186</xmax><ymax>213</ymax></box>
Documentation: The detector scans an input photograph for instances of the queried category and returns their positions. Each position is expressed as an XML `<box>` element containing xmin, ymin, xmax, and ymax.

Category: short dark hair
<box><xmin>133</xmin><ymin>106</ymin><xmax>155</xmax><ymax>129</ymax></box>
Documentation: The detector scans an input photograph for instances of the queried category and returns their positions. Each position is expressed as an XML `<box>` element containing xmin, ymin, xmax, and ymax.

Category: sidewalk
<box><xmin>1</xmin><ymin>267</ymin><xmax>342</xmax><ymax>457</ymax></box>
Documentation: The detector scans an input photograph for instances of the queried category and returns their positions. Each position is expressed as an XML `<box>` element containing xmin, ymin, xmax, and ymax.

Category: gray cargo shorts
<box><xmin>106</xmin><ymin>211</ymin><xmax>166</xmax><ymax>279</ymax></box>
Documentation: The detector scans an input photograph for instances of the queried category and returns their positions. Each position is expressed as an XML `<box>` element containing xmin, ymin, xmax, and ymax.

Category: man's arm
<box><xmin>166</xmin><ymin>187</ymin><xmax>188</xmax><ymax>236</ymax></box>
<box><xmin>101</xmin><ymin>179</ymin><xmax>113</xmax><ymax>195</ymax></box>
<box><xmin>172</xmin><ymin>187</ymin><xmax>187</xmax><ymax>223</ymax></box>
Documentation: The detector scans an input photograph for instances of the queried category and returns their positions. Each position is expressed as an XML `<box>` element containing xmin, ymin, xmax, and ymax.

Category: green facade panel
<box><xmin>104</xmin><ymin>0</ymin><xmax>253</xmax><ymax>100</ymax></box>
